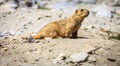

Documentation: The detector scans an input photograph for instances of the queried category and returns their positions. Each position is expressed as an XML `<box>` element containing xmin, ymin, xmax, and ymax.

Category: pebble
<box><xmin>16</xmin><ymin>31</ymin><xmax>23</xmax><ymax>35</ymax></box>
<box><xmin>53</xmin><ymin>53</ymin><xmax>66</xmax><ymax>64</ymax></box>
<box><xmin>83</xmin><ymin>25</ymin><xmax>95</xmax><ymax>31</ymax></box>
<box><xmin>87</xmin><ymin>25</ymin><xmax>95</xmax><ymax>29</ymax></box>
<box><xmin>35</xmin><ymin>0</ymin><xmax>46</xmax><ymax>8</ymax></box>
<box><xmin>107</xmin><ymin>58</ymin><xmax>116</xmax><ymax>62</ymax></box>
<box><xmin>70</xmin><ymin>52</ymin><xmax>89</xmax><ymax>63</ymax></box>
<box><xmin>44</xmin><ymin>37</ymin><xmax>52</xmax><ymax>42</ymax></box>
<box><xmin>27</xmin><ymin>35</ymin><xmax>34</xmax><ymax>43</ymax></box>
<box><xmin>82</xmin><ymin>46</ymin><xmax>98</xmax><ymax>53</ymax></box>
<box><xmin>88</xmin><ymin>56</ymin><xmax>96</xmax><ymax>62</ymax></box>
<box><xmin>34</xmin><ymin>40</ymin><xmax>40</xmax><ymax>43</ymax></box>
<box><xmin>0</xmin><ymin>32</ymin><xmax>4</xmax><ymax>37</ymax></box>
<box><xmin>1</xmin><ymin>47</ymin><xmax>9</xmax><ymax>52</ymax></box>
<box><xmin>9</xmin><ymin>30</ymin><xmax>16</xmax><ymax>36</ymax></box>
<box><xmin>116</xmin><ymin>9</ymin><xmax>120</xmax><ymax>15</ymax></box>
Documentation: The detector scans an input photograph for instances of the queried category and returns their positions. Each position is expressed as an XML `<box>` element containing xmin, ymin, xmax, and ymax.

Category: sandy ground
<box><xmin>0</xmin><ymin>2</ymin><xmax>120</xmax><ymax>66</ymax></box>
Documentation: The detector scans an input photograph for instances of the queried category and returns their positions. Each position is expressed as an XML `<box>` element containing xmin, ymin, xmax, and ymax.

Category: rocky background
<box><xmin>0</xmin><ymin>0</ymin><xmax>120</xmax><ymax>66</ymax></box>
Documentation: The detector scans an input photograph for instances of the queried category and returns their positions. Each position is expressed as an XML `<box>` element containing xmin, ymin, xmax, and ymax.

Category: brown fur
<box><xmin>33</xmin><ymin>9</ymin><xmax>89</xmax><ymax>39</ymax></box>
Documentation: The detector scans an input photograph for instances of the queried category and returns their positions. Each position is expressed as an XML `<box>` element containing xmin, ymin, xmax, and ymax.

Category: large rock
<box><xmin>92</xmin><ymin>4</ymin><xmax>113</xmax><ymax>18</ymax></box>
<box><xmin>70</xmin><ymin>52</ymin><xmax>88</xmax><ymax>63</ymax></box>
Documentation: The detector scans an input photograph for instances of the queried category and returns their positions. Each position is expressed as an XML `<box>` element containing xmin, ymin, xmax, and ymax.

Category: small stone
<box><xmin>107</xmin><ymin>58</ymin><xmax>116</xmax><ymax>62</ymax></box>
<box><xmin>45</xmin><ymin>15</ymin><xmax>51</xmax><ymax>18</ymax></box>
<box><xmin>27</xmin><ymin>36</ymin><xmax>34</xmax><ymax>43</ymax></box>
<box><xmin>0</xmin><ymin>32</ymin><xmax>4</xmax><ymax>37</ymax></box>
<box><xmin>83</xmin><ymin>25</ymin><xmax>95</xmax><ymax>31</ymax></box>
<box><xmin>34</xmin><ymin>40</ymin><xmax>40</xmax><ymax>43</ymax></box>
<box><xmin>44</xmin><ymin>37</ymin><xmax>52</xmax><ymax>42</ymax></box>
<box><xmin>49</xmin><ymin>50</ymin><xmax>52</xmax><ymax>52</ymax></box>
<box><xmin>16</xmin><ymin>31</ymin><xmax>23</xmax><ymax>35</ymax></box>
<box><xmin>70</xmin><ymin>52</ymin><xmax>88</xmax><ymax>63</ymax></box>
<box><xmin>25</xmin><ymin>0</ymin><xmax>32</xmax><ymax>7</ymax></box>
<box><xmin>53</xmin><ymin>53</ymin><xmax>66</xmax><ymax>64</ymax></box>
<box><xmin>37</xmin><ymin>17</ymin><xmax>42</xmax><ymax>20</ymax></box>
<box><xmin>88</xmin><ymin>25</ymin><xmax>95</xmax><ymax>29</ymax></box>
<box><xmin>35</xmin><ymin>0</ymin><xmax>46</xmax><ymax>8</ymax></box>
<box><xmin>82</xmin><ymin>46</ymin><xmax>98</xmax><ymax>53</ymax></box>
<box><xmin>116</xmin><ymin>9</ymin><xmax>120</xmax><ymax>15</ymax></box>
<box><xmin>9</xmin><ymin>30</ymin><xmax>16</xmax><ymax>36</ymax></box>
<box><xmin>1</xmin><ymin>47</ymin><xmax>9</xmax><ymax>52</ymax></box>
<box><xmin>88</xmin><ymin>56</ymin><xmax>96</xmax><ymax>62</ymax></box>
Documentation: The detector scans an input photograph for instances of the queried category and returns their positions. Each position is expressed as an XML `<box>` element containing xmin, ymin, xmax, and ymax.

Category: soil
<box><xmin>0</xmin><ymin>2</ymin><xmax>120</xmax><ymax>66</ymax></box>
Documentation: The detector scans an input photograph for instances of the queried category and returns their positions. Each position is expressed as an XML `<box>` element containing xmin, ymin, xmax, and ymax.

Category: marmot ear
<box><xmin>75</xmin><ymin>10</ymin><xmax>78</xmax><ymax>14</ymax></box>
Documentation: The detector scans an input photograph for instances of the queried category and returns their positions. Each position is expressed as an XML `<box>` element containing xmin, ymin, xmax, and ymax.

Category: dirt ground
<box><xmin>0</xmin><ymin>1</ymin><xmax>120</xmax><ymax>66</ymax></box>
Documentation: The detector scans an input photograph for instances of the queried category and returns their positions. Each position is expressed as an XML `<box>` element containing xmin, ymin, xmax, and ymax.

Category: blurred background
<box><xmin>0</xmin><ymin>0</ymin><xmax>120</xmax><ymax>66</ymax></box>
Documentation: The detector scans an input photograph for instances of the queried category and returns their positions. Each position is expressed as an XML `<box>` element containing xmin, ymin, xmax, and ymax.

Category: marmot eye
<box><xmin>81</xmin><ymin>9</ymin><xmax>83</xmax><ymax>11</ymax></box>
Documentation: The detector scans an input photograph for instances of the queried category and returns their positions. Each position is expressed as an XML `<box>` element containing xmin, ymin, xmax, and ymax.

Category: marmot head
<box><xmin>74</xmin><ymin>9</ymin><xmax>89</xmax><ymax>17</ymax></box>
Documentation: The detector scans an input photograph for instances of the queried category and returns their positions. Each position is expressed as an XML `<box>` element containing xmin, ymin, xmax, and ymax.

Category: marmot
<box><xmin>33</xmin><ymin>9</ymin><xmax>89</xmax><ymax>39</ymax></box>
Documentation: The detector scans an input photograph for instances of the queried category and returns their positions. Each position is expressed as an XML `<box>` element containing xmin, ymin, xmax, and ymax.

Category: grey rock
<box><xmin>6</xmin><ymin>0</ymin><xmax>18</xmax><ymax>9</ymax></box>
<box><xmin>0</xmin><ymin>34</ymin><xmax>4</xmax><ymax>37</ymax></box>
<box><xmin>70</xmin><ymin>52</ymin><xmax>88</xmax><ymax>62</ymax></box>
<box><xmin>0</xmin><ymin>32</ymin><xmax>4</xmax><ymax>37</ymax></box>
<box><xmin>35</xmin><ymin>0</ymin><xmax>47</xmax><ymax>8</ymax></box>
<box><xmin>92</xmin><ymin>4</ymin><xmax>113</xmax><ymax>18</ymax></box>
<box><xmin>74</xmin><ymin>0</ymin><xmax>97</xmax><ymax>4</ymax></box>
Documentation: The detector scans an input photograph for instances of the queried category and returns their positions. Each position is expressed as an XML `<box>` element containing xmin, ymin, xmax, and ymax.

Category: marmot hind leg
<box><xmin>33</xmin><ymin>30</ymin><xmax>59</xmax><ymax>39</ymax></box>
